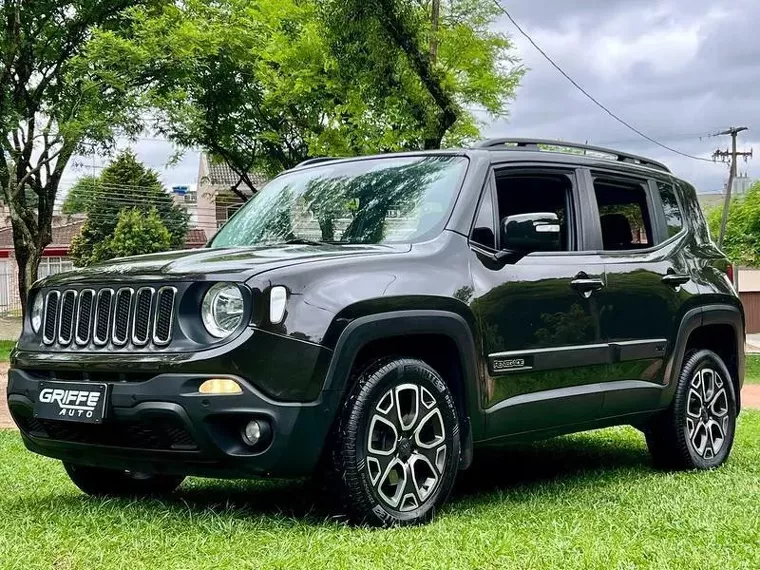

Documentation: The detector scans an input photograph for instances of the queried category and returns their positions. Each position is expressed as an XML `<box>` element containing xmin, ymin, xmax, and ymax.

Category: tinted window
<box><xmin>594</xmin><ymin>177</ymin><xmax>653</xmax><ymax>250</ymax></box>
<box><xmin>657</xmin><ymin>181</ymin><xmax>684</xmax><ymax>238</ymax></box>
<box><xmin>211</xmin><ymin>156</ymin><xmax>467</xmax><ymax>247</ymax></box>
<box><xmin>471</xmin><ymin>190</ymin><xmax>496</xmax><ymax>250</ymax></box>
<box><xmin>494</xmin><ymin>173</ymin><xmax>572</xmax><ymax>251</ymax></box>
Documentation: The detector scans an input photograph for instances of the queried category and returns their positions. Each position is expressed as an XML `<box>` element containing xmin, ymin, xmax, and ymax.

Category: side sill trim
<box><xmin>485</xmin><ymin>380</ymin><xmax>663</xmax><ymax>416</ymax></box>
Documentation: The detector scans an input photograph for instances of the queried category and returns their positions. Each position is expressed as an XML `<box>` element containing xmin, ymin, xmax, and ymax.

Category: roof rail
<box><xmin>296</xmin><ymin>157</ymin><xmax>339</xmax><ymax>168</ymax></box>
<box><xmin>473</xmin><ymin>138</ymin><xmax>671</xmax><ymax>173</ymax></box>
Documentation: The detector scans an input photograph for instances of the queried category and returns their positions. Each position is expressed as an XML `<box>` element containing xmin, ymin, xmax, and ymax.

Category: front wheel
<box><xmin>326</xmin><ymin>358</ymin><xmax>461</xmax><ymax>526</ymax></box>
<box><xmin>646</xmin><ymin>349</ymin><xmax>737</xmax><ymax>470</ymax></box>
<box><xmin>63</xmin><ymin>463</ymin><xmax>185</xmax><ymax>497</ymax></box>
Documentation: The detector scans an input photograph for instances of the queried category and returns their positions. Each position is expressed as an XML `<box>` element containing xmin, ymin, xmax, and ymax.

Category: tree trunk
<box><xmin>14</xmin><ymin>239</ymin><xmax>42</xmax><ymax>315</ymax></box>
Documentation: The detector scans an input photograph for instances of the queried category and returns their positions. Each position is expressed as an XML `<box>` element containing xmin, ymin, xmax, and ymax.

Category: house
<box><xmin>195</xmin><ymin>153</ymin><xmax>268</xmax><ymax>238</ymax></box>
<box><xmin>0</xmin><ymin>217</ymin><xmax>208</xmax><ymax>315</ymax></box>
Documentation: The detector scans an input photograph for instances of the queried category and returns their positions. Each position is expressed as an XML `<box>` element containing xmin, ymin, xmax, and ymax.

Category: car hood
<box><xmin>40</xmin><ymin>243</ymin><xmax>411</xmax><ymax>287</ymax></box>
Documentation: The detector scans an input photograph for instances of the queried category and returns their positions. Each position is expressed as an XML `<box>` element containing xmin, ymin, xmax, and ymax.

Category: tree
<box><xmin>61</xmin><ymin>175</ymin><xmax>98</xmax><ymax>214</ymax></box>
<box><xmin>70</xmin><ymin>150</ymin><xmax>188</xmax><ymax>266</ymax></box>
<box><xmin>106</xmin><ymin>207</ymin><xmax>171</xmax><ymax>259</ymax></box>
<box><xmin>707</xmin><ymin>182</ymin><xmax>760</xmax><ymax>266</ymax></box>
<box><xmin>83</xmin><ymin>0</ymin><xmax>523</xmax><ymax>197</ymax></box>
<box><xmin>0</xmin><ymin>1</ymin><xmax>149</xmax><ymax>313</ymax></box>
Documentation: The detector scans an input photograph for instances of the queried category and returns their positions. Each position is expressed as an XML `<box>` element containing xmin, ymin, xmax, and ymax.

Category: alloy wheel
<box><xmin>365</xmin><ymin>383</ymin><xmax>447</xmax><ymax>512</ymax></box>
<box><xmin>685</xmin><ymin>367</ymin><xmax>730</xmax><ymax>460</ymax></box>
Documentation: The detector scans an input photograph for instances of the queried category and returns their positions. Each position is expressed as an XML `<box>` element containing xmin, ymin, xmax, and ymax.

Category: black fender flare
<box><xmin>662</xmin><ymin>304</ymin><xmax>745</xmax><ymax>410</ymax></box>
<box><xmin>321</xmin><ymin>310</ymin><xmax>483</xmax><ymax>468</ymax></box>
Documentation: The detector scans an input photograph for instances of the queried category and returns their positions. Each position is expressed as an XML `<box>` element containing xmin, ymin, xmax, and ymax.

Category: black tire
<box><xmin>325</xmin><ymin>358</ymin><xmax>461</xmax><ymax>527</ymax></box>
<box><xmin>63</xmin><ymin>462</ymin><xmax>185</xmax><ymax>497</ymax></box>
<box><xmin>646</xmin><ymin>349</ymin><xmax>737</xmax><ymax>470</ymax></box>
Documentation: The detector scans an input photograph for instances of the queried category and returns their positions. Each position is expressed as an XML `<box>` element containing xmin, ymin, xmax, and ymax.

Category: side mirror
<box><xmin>501</xmin><ymin>212</ymin><xmax>561</xmax><ymax>253</ymax></box>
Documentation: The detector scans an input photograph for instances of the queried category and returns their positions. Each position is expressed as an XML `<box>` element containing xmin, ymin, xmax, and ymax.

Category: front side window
<box><xmin>593</xmin><ymin>176</ymin><xmax>653</xmax><ymax>251</ymax></box>
<box><xmin>494</xmin><ymin>172</ymin><xmax>573</xmax><ymax>252</ymax></box>
<box><xmin>210</xmin><ymin>156</ymin><xmax>467</xmax><ymax>247</ymax></box>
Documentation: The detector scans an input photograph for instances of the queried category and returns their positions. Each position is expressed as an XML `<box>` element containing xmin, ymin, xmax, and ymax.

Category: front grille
<box><xmin>42</xmin><ymin>286</ymin><xmax>176</xmax><ymax>349</ymax></box>
<box><xmin>112</xmin><ymin>288</ymin><xmax>133</xmax><ymax>345</ymax></box>
<box><xmin>93</xmin><ymin>289</ymin><xmax>113</xmax><ymax>345</ymax></box>
<box><xmin>132</xmin><ymin>288</ymin><xmax>153</xmax><ymax>346</ymax></box>
<box><xmin>153</xmin><ymin>287</ymin><xmax>175</xmax><ymax>345</ymax></box>
<box><xmin>18</xmin><ymin>416</ymin><xmax>197</xmax><ymax>451</ymax></box>
<box><xmin>58</xmin><ymin>290</ymin><xmax>77</xmax><ymax>345</ymax></box>
<box><xmin>43</xmin><ymin>291</ymin><xmax>60</xmax><ymax>344</ymax></box>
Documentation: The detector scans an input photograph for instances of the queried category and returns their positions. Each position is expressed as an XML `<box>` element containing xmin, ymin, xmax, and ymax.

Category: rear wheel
<box><xmin>63</xmin><ymin>463</ymin><xmax>185</xmax><ymax>497</ymax></box>
<box><xmin>646</xmin><ymin>349</ymin><xmax>737</xmax><ymax>470</ymax></box>
<box><xmin>325</xmin><ymin>358</ymin><xmax>461</xmax><ymax>526</ymax></box>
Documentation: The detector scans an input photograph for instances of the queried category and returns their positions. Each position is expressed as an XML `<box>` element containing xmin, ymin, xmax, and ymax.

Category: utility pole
<box><xmin>430</xmin><ymin>0</ymin><xmax>440</xmax><ymax>64</ymax></box>
<box><xmin>713</xmin><ymin>127</ymin><xmax>753</xmax><ymax>247</ymax></box>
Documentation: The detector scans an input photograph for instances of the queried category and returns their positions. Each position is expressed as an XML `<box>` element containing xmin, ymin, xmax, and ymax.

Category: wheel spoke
<box><xmin>701</xmin><ymin>369</ymin><xmax>716</xmax><ymax>404</ymax></box>
<box><xmin>708</xmin><ymin>388</ymin><xmax>729</xmax><ymax>418</ymax></box>
<box><xmin>691</xmin><ymin>420</ymin><xmax>708</xmax><ymax>457</ymax></box>
<box><xmin>408</xmin><ymin>452</ymin><xmax>439</xmax><ymax>505</ymax></box>
<box><xmin>367</xmin><ymin>414</ymin><xmax>398</xmax><ymax>457</ymax></box>
<box><xmin>706</xmin><ymin>418</ymin><xmax>725</xmax><ymax>455</ymax></box>
<box><xmin>375</xmin><ymin>457</ymin><xmax>407</xmax><ymax>509</ymax></box>
<box><xmin>395</xmin><ymin>384</ymin><xmax>420</xmax><ymax>432</ymax></box>
<box><xmin>414</xmin><ymin>408</ymin><xmax>446</xmax><ymax>449</ymax></box>
<box><xmin>686</xmin><ymin>387</ymin><xmax>703</xmax><ymax>419</ymax></box>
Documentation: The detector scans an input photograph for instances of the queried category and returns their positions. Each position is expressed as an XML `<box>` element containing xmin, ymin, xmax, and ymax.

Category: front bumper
<box><xmin>7</xmin><ymin>369</ymin><xmax>341</xmax><ymax>478</ymax></box>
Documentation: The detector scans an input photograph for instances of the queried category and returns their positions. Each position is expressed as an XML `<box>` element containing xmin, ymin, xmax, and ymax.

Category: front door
<box><xmin>469</xmin><ymin>166</ymin><xmax>607</xmax><ymax>440</ymax></box>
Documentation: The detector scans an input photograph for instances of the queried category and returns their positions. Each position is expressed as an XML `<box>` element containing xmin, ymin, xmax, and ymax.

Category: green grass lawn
<box><xmin>745</xmin><ymin>354</ymin><xmax>760</xmax><ymax>384</ymax></box>
<box><xmin>0</xmin><ymin>340</ymin><xmax>15</xmax><ymax>362</ymax></box>
<box><xmin>2</xmin><ymin>416</ymin><xmax>760</xmax><ymax>570</ymax></box>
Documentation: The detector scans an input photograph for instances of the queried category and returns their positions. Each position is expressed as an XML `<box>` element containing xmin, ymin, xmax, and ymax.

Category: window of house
<box><xmin>657</xmin><ymin>181</ymin><xmax>684</xmax><ymax>238</ymax></box>
<box><xmin>593</xmin><ymin>177</ymin><xmax>653</xmax><ymax>251</ymax></box>
<box><xmin>493</xmin><ymin>172</ymin><xmax>572</xmax><ymax>252</ymax></box>
<box><xmin>38</xmin><ymin>257</ymin><xmax>74</xmax><ymax>279</ymax></box>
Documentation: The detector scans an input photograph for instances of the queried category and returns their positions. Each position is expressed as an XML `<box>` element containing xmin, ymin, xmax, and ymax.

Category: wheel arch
<box><xmin>664</xmin><ymin>304</ymin><xmax>745</xmax><ymax>412</ymax></box>
<box><xmin>321</xmin><ymin>310</ymin><xmax>484</xmax><ymax>467</ymax></box>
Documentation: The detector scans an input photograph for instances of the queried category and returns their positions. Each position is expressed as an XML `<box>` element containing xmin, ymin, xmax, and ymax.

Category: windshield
<box><xmin>210</xmin><ymin>156</ymin><xmax>468</xmax><ymax>247</ymax></box>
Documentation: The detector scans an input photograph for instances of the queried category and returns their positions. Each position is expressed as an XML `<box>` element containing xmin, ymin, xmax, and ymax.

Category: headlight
<box><xmin>201</xmin><ymin>283</ymin><xmax>244</xmax><ymax>338</ymax></box>
<box><xmin>30</xmin><ymin>293</ymin><xmax>44</xmax><ymax>334</ymax></box>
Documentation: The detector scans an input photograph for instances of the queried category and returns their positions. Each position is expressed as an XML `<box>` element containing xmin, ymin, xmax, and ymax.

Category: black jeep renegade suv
<box><xmin>7</xmin><ymin>139</ymin><xmax>745</xmax><ymax>526</ymax></box>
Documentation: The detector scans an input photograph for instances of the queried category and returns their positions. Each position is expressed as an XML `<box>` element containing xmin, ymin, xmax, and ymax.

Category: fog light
<box><xmin>242</xmin><ymin>420</ymin><xmax>262</xmax><ymax>446</ymax></box>
<box><xmin>241</xmin><ymin>418</ymin><xmax>272</xmax><ymax>448</ymax></box>
<box><xmin>199</xmin><ymin>378</ymin><xmax>242</xmax><ymax>395</ymax></box>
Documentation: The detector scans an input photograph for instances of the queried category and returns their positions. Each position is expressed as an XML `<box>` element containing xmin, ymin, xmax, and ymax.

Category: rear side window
<box><xmin>593</xmin><ymin>176</ymin><xmax>653</xmax><ymax>250</ymax></box>
<box><xmin>657</xmin><ymin>181</ymin><xmax>684</xmax><ymax>238</ymax></box>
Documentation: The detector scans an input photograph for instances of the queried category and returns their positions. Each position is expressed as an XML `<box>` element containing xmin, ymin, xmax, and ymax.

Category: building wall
<box><xmin>738</xmin><ymin>268</ymin><xmax>760</xmax><ymax>333</ymax></box>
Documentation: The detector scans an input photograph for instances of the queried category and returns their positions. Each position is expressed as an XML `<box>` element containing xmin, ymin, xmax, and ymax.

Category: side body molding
<box><xmin>322</xmin><ymin>310</ymin><xmax>484</xmax><ymax>458</ymax></box>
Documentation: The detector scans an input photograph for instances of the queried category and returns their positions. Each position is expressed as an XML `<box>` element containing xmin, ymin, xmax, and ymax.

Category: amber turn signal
<box><xmin>199</xmin><ymin>378</ymin><xmax>243</xmax><ymax>395</ymax></box>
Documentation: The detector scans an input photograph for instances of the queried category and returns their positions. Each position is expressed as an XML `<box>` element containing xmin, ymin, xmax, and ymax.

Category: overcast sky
<box><xmin>61</xmin><ymin>0</ymin><xmax>758</xmax><ymax>195</ymax></box>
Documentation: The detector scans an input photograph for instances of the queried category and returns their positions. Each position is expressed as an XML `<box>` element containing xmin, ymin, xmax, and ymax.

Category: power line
<box><xmin>490</xmin><ymin>0</ymin><xmax>715</xmax><ymax>163</ymax></box>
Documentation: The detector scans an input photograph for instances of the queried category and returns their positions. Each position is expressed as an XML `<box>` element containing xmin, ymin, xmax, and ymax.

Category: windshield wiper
<box><xmin>276</xmin><ymin>238</ymin><xmax>339</xmax><ymax>246</ymax></box>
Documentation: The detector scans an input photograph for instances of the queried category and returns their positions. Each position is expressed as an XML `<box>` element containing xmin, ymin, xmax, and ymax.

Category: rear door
<box><xmin>469</xmin><ymin>165</ymin><xmax>608</xmax><ymax>439</ymax></box>
<box><xmin>585</xmin><ymin>169</ymin><xmax>702</xmax><ymax>416</ymax></box>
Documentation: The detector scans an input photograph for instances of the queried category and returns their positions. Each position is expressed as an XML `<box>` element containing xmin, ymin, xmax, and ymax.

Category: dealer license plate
<box><xmin>34</xmin><ymin>381</ymin><xmax>108</xmax><ymax>424</ymax></box>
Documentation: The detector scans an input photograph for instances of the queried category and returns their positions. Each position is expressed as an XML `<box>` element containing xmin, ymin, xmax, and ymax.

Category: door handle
<box><xmin>662</xmin><ymin>272</ymin><xmax>690</xmax><ymax>287</ymax></box>
<box><xmin>570</xmin><ymin>273</ymin><xmax>604</xmax><ymax>296</ymax></box>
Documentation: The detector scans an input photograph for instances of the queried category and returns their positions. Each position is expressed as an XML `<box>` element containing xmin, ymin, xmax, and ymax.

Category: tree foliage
<box><xmin>61</xmin><ymin>175</ymin><xmax>98</xmax><ymax>214</ymax></box>
<box><xmin>70</xmin><ymin>150</ymin><xmax>188</xmax><ymax>266</ymax></box>
<box><xmin>0</xmin><ymin>0</ymin><xmax>150</xmax><ymax>311</ymax></box>
<box><xmin>107</xmin><ymin>207</ymin><xmax>171</xmax><ymax>259</ymax></box>
<box><xmin>83</xmin><ymin>0</ymin><xmax>523</xmax><ymax>196</ymax></box>
<box><xmin>707</xmin><ymin>182</ymin><xmax>760</xmax><ymax>266</ymax></box>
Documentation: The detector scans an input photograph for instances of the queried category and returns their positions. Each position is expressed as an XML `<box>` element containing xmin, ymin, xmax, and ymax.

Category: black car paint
<box><xmin>6</xmin><ymin>148</ymin><xmax>745</xmax><ymax>478</ymax></box>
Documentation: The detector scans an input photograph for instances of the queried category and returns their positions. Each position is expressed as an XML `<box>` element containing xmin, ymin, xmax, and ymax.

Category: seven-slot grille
<box><xmin>42</xmin><ymin>286</ymin><xmax>176</xmax><ymax>348</ymax></box>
